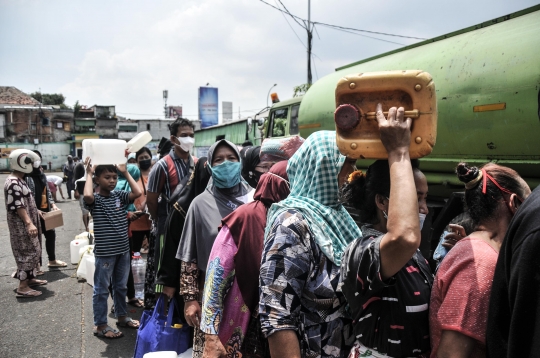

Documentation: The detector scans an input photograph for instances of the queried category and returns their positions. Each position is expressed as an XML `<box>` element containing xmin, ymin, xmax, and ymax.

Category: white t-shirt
<box><xmin>47</xmin><ymin>175</ymin><xmax>63</xmax><ymax>186</ymax></box>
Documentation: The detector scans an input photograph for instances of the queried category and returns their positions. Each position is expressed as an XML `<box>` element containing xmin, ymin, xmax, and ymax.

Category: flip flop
<box><xmin>28</xmin><ymin>279</ymin><xmax>48</xmax><ymax>287</ymax></box>
<box><xmin>36</xmin><ymin>271</ymin><xmax>45</xmax><ymax>276</ymax></box>
<box><xmin>93</xmin><ymin>326</ymin><xmax>124</xmax><ymax>339</ymax></box>
<box><xmin>116</xmin><ymin>317</ymin><xmax>139</xmax><ymax>329</ymax></box>
<box><xmin>48</xmin><ymin>261</ymin><xmax>67</xmax><ymax>267</ymax></box>
<box><xmin>16</xmin><ymin>289</ymin><xmax>42</xmax><ymax>298</ymax></box>
<box><xmin>127</xmin><ymin>298</ymin><xmax>143</xmax><ymax>308</ymax></box>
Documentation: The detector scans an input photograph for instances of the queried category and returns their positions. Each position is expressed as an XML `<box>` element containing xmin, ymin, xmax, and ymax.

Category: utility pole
<box><xmin>307</xmin><ymin>0</ymin><xmax>312</xmax><ymax>86</ymax></box>
<box><xmin>163</xmin><ymin>90</ymin><xmax>168</xmax><ymax>118</ymax></box>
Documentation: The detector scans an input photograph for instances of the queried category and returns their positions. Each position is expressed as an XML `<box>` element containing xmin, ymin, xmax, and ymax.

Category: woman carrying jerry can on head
<box><xmin>340</xmin><ymin>104</ymin><xmax>433</xmax><ymax>358</ymax></box>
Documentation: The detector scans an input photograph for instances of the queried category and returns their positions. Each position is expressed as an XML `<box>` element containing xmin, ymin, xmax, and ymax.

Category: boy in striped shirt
<box><xmin>83</xmin><ymin>157</ymin><xmax>142</xmax><ymax>339</ymax></box>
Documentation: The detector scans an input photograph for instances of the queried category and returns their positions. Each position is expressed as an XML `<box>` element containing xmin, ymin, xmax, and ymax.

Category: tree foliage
<box><xmin>293</xmin><ymin>83</ymin><xmax>311</xmax><ymax>97</ymax></box>
<box><xmin>30</xmin><ymin>92</ymin><xmax>69</xmax><ymax>109</ymax></box>
<box><xmin>73</xmin><ymin>100</ymin><xmax>82</xmax><ymax>117</ymax></box>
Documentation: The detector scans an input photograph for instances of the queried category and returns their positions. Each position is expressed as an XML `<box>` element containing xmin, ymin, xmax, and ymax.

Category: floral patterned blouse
<box><xmin>259</xmin><ymin>210</ymin><xmax>354</xmax><ymax>358</ymax></box>
<box><xmin>200</xmin><ymin>225</ymin><xmax>253</xmax><ymax>355</ymax></box>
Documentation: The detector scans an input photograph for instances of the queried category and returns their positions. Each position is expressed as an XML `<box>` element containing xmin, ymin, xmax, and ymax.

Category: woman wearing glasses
<box><xmin>429</xmin><ymin>163</ymin><xmax>530</xmax><ymax>357</ymax></box>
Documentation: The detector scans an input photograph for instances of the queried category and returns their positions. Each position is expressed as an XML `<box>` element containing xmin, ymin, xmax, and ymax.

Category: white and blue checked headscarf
<box><xmin>266</xmin><ymin>131</ymin><xmax>362</xmax><ymax>265</ymax></box>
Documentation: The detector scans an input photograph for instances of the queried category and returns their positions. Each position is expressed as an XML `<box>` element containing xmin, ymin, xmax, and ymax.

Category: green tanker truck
<box><xmin>265</xmin><ymin>4</ymin><xmax>540</xmax><ymax>197</ymax></box>
<box><xmin>261</xmin><ymin>4</ymin><xmax>540</xmax><ymax>256</ymax></box>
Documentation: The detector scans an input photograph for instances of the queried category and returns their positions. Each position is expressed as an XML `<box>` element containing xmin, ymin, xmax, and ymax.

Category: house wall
<box><xmin>0</xmin><ymin>108</ymin><xmax>54</xmax><ymax>143</ymax></box>
<box><xmin>138</xmin><ymin>120</ymin><xmax>174</xmax><ymax>141</ymax></box>
<box><xmin>96</xmin><ymin>118</ymin><xmax>118</xmax><ymax>138</ymax></box>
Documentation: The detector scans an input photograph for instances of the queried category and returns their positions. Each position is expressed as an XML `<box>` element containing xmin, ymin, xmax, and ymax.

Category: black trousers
<box><xmin>40</xmin><ymin>218</ymin><xmax>56</xmax><ymax>262</ymax></box>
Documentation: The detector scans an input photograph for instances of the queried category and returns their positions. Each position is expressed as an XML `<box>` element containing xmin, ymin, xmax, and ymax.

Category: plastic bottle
<box><xmin>131</xmin><ymin>252</ymin><xmax>146</xmax><ymax>300</ymax></box>
<box><xmin>126</xmin><ymin>131</ymin><xmax>152</xmax><ymax>153</ymax></box>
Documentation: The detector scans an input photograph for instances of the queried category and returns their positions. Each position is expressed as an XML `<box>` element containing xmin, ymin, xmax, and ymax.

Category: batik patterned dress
<box><xmin>4</xmin><ymin>176</ymin><xmax>42</xmax><ymax>280</ymax></box>
<box><xmin>259</xmin><ymin>210</ymin><xmax>354</xmax><ymax>358</ymax></box>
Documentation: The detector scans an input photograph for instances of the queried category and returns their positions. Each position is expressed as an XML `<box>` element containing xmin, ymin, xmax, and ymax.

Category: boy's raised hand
<box><xmin>116</xmin><ymin>163</ymin><xmax>127</xmax><ymax>174</ymax></box>
<box><xmin>84</xmin><ymin>157</ymin><xmax>94</xmax><ymax>174</ymax></box>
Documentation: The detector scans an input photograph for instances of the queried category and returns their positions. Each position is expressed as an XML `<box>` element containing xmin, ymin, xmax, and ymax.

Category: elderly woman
<box><xmin>176</xmin><ymin>139</ymin><xmax>254</xmax><ymax>358</ymax></box>
<box><xmin>259</xmin><ymin>130</ymin><xmax>361</xmax><ymax>358</ymax></box>
<box><xmin>5</xmin><ymin>149</ymin><xmax>47</xmax><ymax>298</ymax></box>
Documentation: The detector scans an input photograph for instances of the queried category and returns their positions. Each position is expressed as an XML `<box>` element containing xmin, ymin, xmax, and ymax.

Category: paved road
<box><xmin>0</xmin><ymin>172</ymin><xmax>143</xmax><ymax>358</ymax></box>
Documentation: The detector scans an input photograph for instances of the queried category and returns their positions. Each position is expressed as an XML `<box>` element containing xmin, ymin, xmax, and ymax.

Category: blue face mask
<box><xmin>210</xmin><ymin>160</ymin><xmax>242</xmax><ymax>188</ymax></box>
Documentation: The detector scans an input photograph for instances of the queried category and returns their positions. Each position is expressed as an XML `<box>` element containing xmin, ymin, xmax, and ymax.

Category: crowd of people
<box><xmin>4</xmin><ymin>110</ymin><xmax>540</xmax><ymax>357</ymax></box>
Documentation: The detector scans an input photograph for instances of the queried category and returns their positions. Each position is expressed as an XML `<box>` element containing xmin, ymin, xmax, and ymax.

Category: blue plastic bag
<box><xmin>134</xmin><ymin>296</ymin><xmax>190</xmax><ymax>358</ymax></box>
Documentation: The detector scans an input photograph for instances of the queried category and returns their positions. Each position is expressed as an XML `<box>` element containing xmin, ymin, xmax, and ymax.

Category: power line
<box><xmin>276</xmin><ymin>0</ymin><xmax>305</xmax><ymax>28</ymax></box>
<box><xmin>258</xmin><ymin>0</ymin><xmax>426</xmax><ymax>40</ymax></box>
<box><xmin>314</xmin><ymin>22</ymin><xmax>426</xmax><ymax>40</ymax></box>
<box><xmin>325</xmin><ymin>26</ymin><xmax>405</xmax><ymax>46</ymax></box>
<box><xmin>275</xmin><ymin>0</ymin><xmax>306</xmax><ymax>48</ymax></box>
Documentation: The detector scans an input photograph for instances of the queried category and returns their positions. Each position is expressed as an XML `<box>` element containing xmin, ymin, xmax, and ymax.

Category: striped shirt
<box><xmin>84</xmin><ymin>190</ymin><xmax>131</xmax><ymax>257</ymax></box>
<box><xmin>147</xmin><ymin>149</ymin><xmax>190</xmax><ymax>200</ymax></box>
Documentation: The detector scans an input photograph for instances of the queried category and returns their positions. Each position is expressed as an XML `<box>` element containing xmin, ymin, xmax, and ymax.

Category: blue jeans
<box><xmin>93</xmin><ymin>252</ymin><xmax>130</xmax><ymax>326</ymax></box>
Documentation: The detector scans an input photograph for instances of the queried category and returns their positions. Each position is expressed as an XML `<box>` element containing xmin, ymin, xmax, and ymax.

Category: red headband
<box><xmin>481</xmin><ymin>168</ymin><xmax>523</xmax><ymax>202</ymax></box>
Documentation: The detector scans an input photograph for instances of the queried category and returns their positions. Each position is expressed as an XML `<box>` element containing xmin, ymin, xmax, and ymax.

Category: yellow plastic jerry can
<box><xmin>334</xmin><ymin>70</ymin><xmax>437</xmax><ymax>159</ymax></box>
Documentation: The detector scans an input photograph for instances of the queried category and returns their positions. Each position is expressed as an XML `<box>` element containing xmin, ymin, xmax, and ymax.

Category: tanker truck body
<box><xmin>266</xmin><ymin>5</ymin><xmax>540</xmax><ymax>200</ymax></box>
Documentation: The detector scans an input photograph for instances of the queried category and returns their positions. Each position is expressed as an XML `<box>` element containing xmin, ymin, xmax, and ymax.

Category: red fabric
<box><xmin>221</xmin><ymin>160</ymin><xmax>289</xmax><ymax>313</ymax></box>
<box><xmin>429</xmin><ymin>236</ymin><xmax>498</xmax><ymax>358</ymax></box>
<box><xmin>163</xmin><ymin>154</ymin><xmax>179</xmax><ymax>191</ymax></box>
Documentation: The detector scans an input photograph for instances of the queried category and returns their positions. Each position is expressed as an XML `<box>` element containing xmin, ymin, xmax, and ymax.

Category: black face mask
<box><xmin>139</xmin><ymin>159</ymin><xmax>152</xmax><ymax>170</ymax></box>
<box><xmin>246</xmin><ymin>170</ymin><xmax>263</xmax><ymax>188</ymax></box>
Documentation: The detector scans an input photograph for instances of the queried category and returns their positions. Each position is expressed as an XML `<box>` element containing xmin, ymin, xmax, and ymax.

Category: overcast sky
<box><xmin>0</xmin><ymin>0</ymin><xmax>537</xmax><ymax>122</ymax></box>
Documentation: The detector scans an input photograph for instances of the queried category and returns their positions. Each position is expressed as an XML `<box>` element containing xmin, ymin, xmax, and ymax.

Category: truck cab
<box><xmin>264</xmin><ymin>96</ymin><xmax>302</xmax><ymax>139</ymax></box>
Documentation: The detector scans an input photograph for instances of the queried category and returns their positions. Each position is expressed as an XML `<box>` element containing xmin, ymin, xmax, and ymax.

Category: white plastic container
<box><xmin>127</xmin><ymin>131</ymin><xmax>152</xmax><ymax>153</ymax></box>
<box><xmin>177</xmin><ymin>349</ymin><xmax>193</xmax><ymax>358</ymax></box>
<box><xmin>76</xmin><ymin>245</ymin><xmax>94</xmax><ymax>280</ymax></box>
<box><xmin>70</xmin><ymin>237</ymin><xmax>90</xmax><ymax>264</ymax></box>
<box><xmin>82</xmin><ymin>139</ymin><xmax>127</xmax><ymax>165</ymax></box>
<box><xmin>86</xmin><ymin>256</ymin><xmax>96</xmax><ymax>286</ymax></box>
<box><xmin>143</xmin><ymin>352</ymin><xmax>178</xmax><ymax>358</ymax></box>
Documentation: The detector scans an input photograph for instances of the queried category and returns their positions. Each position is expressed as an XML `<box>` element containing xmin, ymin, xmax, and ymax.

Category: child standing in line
<box><xmin>83</xmin><ymin>157</ymin><xmax>142</xmax><ymax>339</ymax></box>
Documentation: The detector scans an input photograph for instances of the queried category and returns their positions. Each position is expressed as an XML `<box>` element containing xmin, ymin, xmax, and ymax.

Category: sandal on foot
<box><xmin>48</xmin><ymin>260</ymin><xmax>67</xmax><ymax>267</ymax></box>
<box><xmin>117</xmin><ymin>317</ymin><xmax>139</xmax><ymax>329</ymax></box>
<box><xmin>36</xmin><ymin>271</ymin><xmax>45</xmax><ymax>276</ymax></box>
<box><xmin>93</xmin><ymin>326</ymin><xmax>124</xmax><ymax>339</ymax></box>
<box><xmin>28</xmin><ymin>279</ymin><xmax>48</xmax><ymax>287</ymax></box>
<box><xmin>16</xmin><ymin>289</ymin><xmax>42</xmax><ymax>298</ymax></box>
<box><xmin>127</xmin><ymin>298</ymin><xmax>143</xmax><ymax>308</ymax></box>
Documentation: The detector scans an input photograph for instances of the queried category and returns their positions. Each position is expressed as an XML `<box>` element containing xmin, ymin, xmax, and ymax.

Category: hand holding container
<box><xmin>334</xmin><ymin>70</ymin><xmax>437</xmax><ymax>159</ymax></box>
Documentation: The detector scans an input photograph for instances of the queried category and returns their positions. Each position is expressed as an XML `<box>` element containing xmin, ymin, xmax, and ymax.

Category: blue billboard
<box><xmin>199</xmin><ymin>87</ymin><xmax>218</xmax><ymax>128</ymax></box>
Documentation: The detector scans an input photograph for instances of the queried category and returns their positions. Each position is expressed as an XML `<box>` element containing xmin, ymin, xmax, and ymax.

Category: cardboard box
<box><xmin>42</xmin><ymin>210</ymin><xmax>64</xmax><ymax>231</ymax></box>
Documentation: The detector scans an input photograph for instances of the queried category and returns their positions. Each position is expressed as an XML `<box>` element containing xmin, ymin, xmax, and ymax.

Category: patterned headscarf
<box><xmin>259</xmin><ymin>135</ymin><xmax>305</xmax><ymax>162</ymax></box>
<box><xmin>266</xmin><ymin>131</ymin><xmax>362</xmax><ymax>265</ymax></box>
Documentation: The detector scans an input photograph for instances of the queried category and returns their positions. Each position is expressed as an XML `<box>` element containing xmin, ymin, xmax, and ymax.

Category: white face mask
<box><xmin>419</xmin><ymin>213</ymin><xmax>427</xmax><ymax>230</ymax></box>
<box><xmin>33</xmin><ymin>160</ymin><xmax>41</xmax><ymax>168</ymax></box>
<box><xmin>175</xmin><ymin>136</ymin><xmax>195</xmax><ymax>153</ymax></box>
